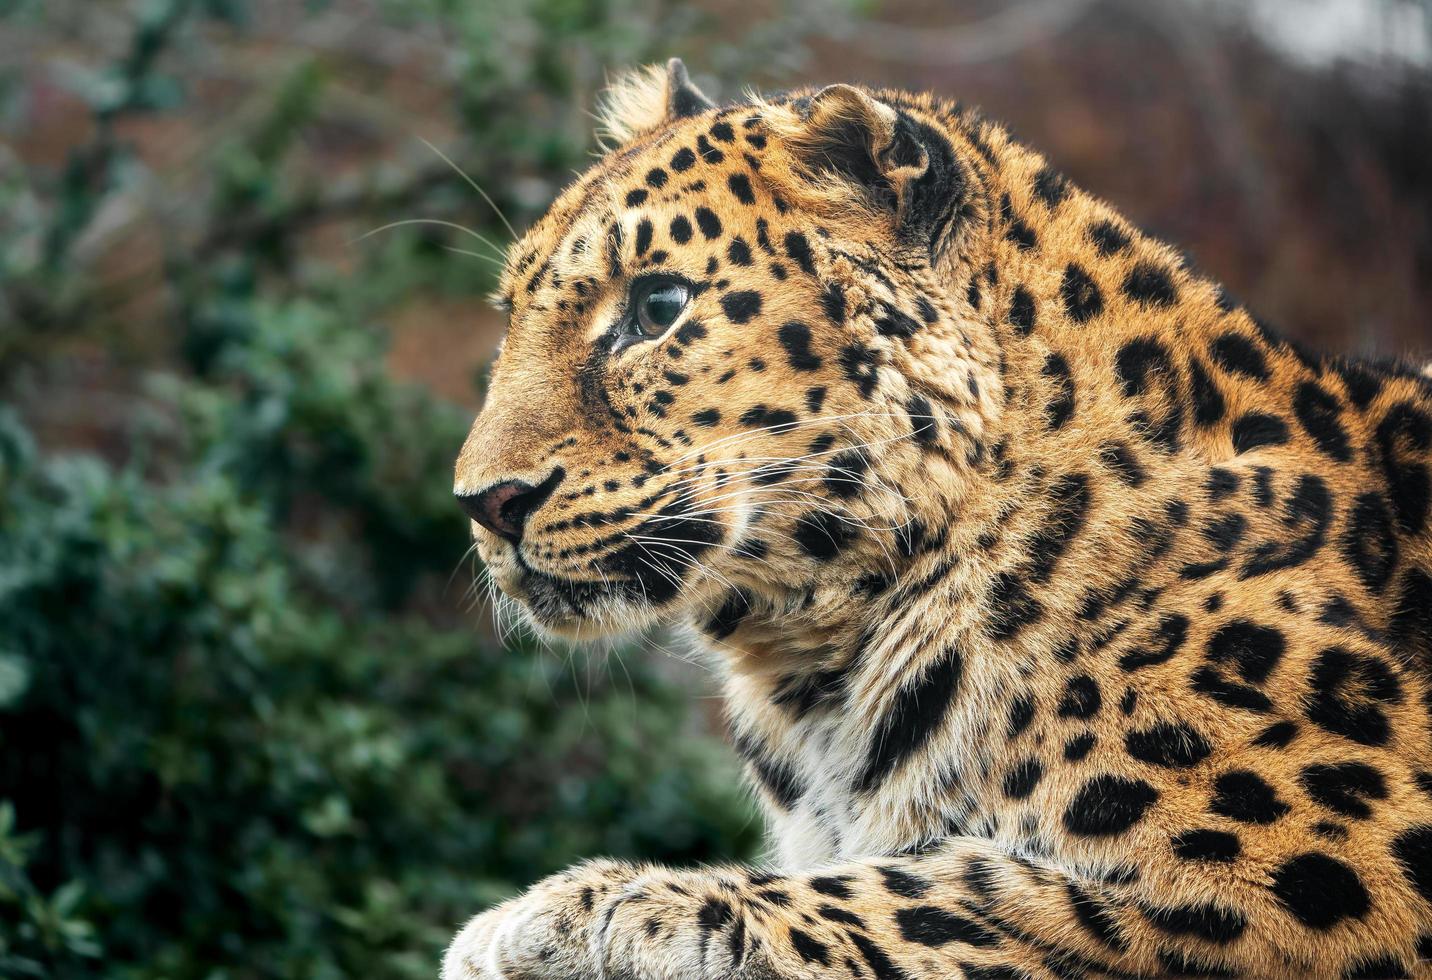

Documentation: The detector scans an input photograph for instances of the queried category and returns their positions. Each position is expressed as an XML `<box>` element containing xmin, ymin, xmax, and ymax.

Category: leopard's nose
<box><xmin>455</xmin><ymin>467</ymin><xmax>565</xmax><ymax>543</ymax></box>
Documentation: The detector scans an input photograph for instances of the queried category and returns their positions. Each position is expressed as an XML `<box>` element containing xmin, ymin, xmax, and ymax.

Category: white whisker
<box><xmin>418</xmin><ymin>136</ymin><xmax>519</xmax><ymax>241</ymax></box>
<box><xmin>355</xmin><ymin>218</ymin><xmax>506</xmax><ymax>260</ymax></box>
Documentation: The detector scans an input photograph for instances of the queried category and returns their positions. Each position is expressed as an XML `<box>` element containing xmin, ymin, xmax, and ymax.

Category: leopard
<box><xmin>445</xmin><ymin>59</ymin><xmax>1432</xmax><ymax>979</ymax></box>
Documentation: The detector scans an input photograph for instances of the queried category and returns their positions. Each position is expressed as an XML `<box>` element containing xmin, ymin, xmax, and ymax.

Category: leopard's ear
<box><xmin>786</xmin><ymin>84</ymin><xmax>965</xmax><ymax>256</ymax></box>
<box><xmin>598</xmin><ymin>58</ymin><xmax>715</xmax><ymax>144</ymax></box>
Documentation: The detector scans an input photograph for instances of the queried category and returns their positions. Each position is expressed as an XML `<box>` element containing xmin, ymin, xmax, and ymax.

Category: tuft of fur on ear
<box><xmin>778</xmin><ymin>84</ymin><xmax>965</xmax><ymax>259</ymax></box>
<box><xmin>597</xmin><ymin>63</ymin><xmax>668</xmax><ymax>145</ymax></box>
<box><xmin>782</xmin><ymin>85</ymin><xmax>918</xmax><ymax>209</ymax></box>
<box><xmin>596</xmin><ymin>58</ymin><xmax>714</xmax><ymax>145</ymax></box>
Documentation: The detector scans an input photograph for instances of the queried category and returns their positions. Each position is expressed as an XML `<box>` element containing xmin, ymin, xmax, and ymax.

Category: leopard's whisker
<box><xmin>417</xmin><ymin>136</ymin><xmax>520</xmax><ymax>241</ymax></box>
<box><xmin>354</xmin><ymin>218</ymin><xmax>507</xmax><ymax>260</ymax></box>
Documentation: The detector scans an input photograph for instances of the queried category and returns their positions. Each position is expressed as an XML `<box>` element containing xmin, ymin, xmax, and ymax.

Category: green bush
<box><xmin>0</xmin><ymin>321</ymin><xmax>760</xmax><ymax>978</ymax></box>
<box><xmin>0</xmin><ymin>1</ymin><xmax>858</xmax><ymax>975</ymax></box>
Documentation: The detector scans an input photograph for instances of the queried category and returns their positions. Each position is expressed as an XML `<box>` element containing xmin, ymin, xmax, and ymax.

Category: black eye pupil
<box><xmin>645</xmin><ymin>290</ymin><xmax>682</xmax><ymax>324</ymax></box>
<box><xmin>635</xmin><ymin>281</ymin><xmax>689</xmax><ymax>336</ymax></box>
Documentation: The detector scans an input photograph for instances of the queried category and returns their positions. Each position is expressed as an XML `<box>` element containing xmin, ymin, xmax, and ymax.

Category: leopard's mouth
<box><xmin>503</xmin><ymin>565</ymin><xmax>688</xmax><ymax>640</ymax></box>
<box><xmin>499</xmin><ymin>498</ymin><xmax>732</xmax><ymax>639</ymax></box>
<box><xmin>522</xmin><ymin>568</ymin><xmax>600</xmax><ymax>609</ymax></box>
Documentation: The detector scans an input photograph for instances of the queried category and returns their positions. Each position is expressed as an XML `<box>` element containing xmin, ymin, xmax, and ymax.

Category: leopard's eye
<box><xmin>633</xmin><ymin>279</ymin><xmax>690</xmax><ymax>337</ymax></box>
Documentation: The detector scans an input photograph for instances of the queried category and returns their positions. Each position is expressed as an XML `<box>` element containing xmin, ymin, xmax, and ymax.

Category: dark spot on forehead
<box><xmin>671</xmin><ymin>147</ymin><xmax>696</xmax><ymax>172</ymax></box>
<box><xmin>695</xmin><ymin>207</ymin><xmax>723</xmax><ymax>240</ymax></box>
<box><xmin>778</xmin><ymin>321</ymin><xmax>821</xmax><ymax>372</ymax></box>
<box><xmin>696</xmin><ymin>134</ymin><xmax>723</xmax><ymax>163</ymax></box>
<box><xmin>755</xmin><ymin>218</ymin><xmax>774</xmax><ymax>253</ymax></box>
<box><xmin>674</xmin><ymin>320</ymin><xmax>708</xmax><ymax>345</ymax></box>
<box><xmin>721</xmin><ymin>291</ymin><xmax>763</xmax><ymax>324</ymax></box>
<box><xmin>728</xmin><ymin>173</ymin><xmax>756</xmax><ymax>205</ymax></box>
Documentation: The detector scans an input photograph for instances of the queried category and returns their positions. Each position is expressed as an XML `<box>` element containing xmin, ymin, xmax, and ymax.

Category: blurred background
<box><xmin>0</xmin><ymin>0</ymin><xmax>1428</xmax><ymax>976</ymax></box>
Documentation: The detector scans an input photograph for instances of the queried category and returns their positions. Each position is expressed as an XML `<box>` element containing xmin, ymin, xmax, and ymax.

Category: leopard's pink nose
<box><xmin>455</xmin><ymin>468</ymin><xmax>564</xmax><ymax>542</ymax></box>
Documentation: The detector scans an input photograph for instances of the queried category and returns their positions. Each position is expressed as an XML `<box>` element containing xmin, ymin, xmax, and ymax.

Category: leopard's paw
<box><xmin>441</xmin><ymin>903</ymin><xmax>508</xmax><ymax>980</ymax></box>
<box><xmin>440</xmin><ymin>860</ymin><xmax>643</xmax><ymax>979</ymax></box>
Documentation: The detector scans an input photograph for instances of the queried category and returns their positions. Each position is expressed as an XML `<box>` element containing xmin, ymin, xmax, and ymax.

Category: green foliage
<box><xmin>0</xmin><ymin>386</ymin><xmax>759</xmax><ymax>978</ymax></box>
<box><xmin>0</xmin><ymin>0</ymin><xmax>859</xmax><ymax>975</ymax></box>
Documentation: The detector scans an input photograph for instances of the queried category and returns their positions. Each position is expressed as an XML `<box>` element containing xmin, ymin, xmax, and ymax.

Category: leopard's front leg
<box><xmin>442</xmin><ymin>845</ymin><xmax>1115</xmax><ymax>980</ymax></box>
<box><xmin>446</xmin><ymin>824</ymin><xmax>1432</xmax><ymax>979</ymax></box>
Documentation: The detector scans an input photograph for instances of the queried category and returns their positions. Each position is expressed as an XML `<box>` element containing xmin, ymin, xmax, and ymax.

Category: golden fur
<box><xmin>447</xmin><ymin>61</ymin><xmax>1432</xmax><ymax>978</ymax></box>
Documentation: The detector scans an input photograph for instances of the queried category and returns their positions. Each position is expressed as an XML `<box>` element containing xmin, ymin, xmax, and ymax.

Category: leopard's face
<box><xmin>454</xmin><ymin>73</ymin><xmax>991</xmax><ymax>640</ymax></box>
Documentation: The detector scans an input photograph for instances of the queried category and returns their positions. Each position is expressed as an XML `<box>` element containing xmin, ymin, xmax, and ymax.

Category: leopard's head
<box><xmin>455</xmin><ymin>61</ymin><xmax>1001</xmax><ymax>639</ymax></box>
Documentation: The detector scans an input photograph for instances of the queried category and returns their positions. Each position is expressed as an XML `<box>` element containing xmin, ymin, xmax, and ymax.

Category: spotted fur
<box><xmin>447</xmin><ymin>60</ymin><xmax>1432</xmax><ymax>979</ymax></box>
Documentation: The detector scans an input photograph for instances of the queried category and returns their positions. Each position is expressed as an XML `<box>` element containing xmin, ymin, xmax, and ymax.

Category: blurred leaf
<box><xmin>0</xmin><ymin>652</ymin><xmax>29</xmax><ymax>708</ymax></box>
